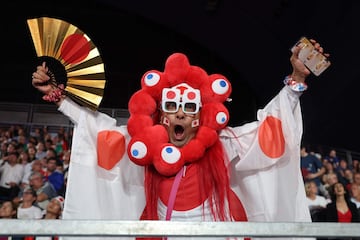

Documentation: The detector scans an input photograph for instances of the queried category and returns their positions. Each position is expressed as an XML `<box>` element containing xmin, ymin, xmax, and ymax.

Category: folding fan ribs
<box><xmin>27</xmin><ymin>17</ymin><xmax>106</xmax><ymax>110</ymax></box>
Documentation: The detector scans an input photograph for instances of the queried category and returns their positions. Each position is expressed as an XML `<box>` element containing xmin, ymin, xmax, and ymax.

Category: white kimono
<box><xmin>59</xmin><ymin>86</ymin><xmax>311</xmax><ymax>240</ymax></box>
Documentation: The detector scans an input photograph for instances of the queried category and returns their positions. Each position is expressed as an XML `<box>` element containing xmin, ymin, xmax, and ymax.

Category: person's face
<box><xmin>7</xmin><ymin>153</ymin><xmax>18</xmax><ymax>164</ymax></box>
<box><xmin>328</xmin><ymin>173</ymin><xmax>338</xmax><ymax>185</ymax></box>
<box><xmin>330</xmin><ymin>150</ymin><xmax>336</xmax><ymax>157</ymax></box>
<box><xmin>6</xmin><ymin>144</ymin><xmax>16</xmax><ymax>153</ymax></box>
<box><xmin>160</xmin><ymin>84</ymin><xmax>201</xmax><ymax>147</ymax></box>
<box><xmin>46</xmin><ymin>149</ymin><xmax>56</xmax><ymax>158</ymax></box>
<box><xmin>344</xmin><ymin>169</ymin><xmax>353</xmax><ymax>180</ymax></box>
<box><xmin>339</xmin><ymin>160</ymin><xmax>347</xmax><ymax>168</ymax></box>
<box><xmin>334</xmin><ymin>183</ymin><xmax>345</xmax><ymax>196</ymax></box>
<box><xmin>161</xmin><ymin>108</ymin><xmax>200</xmax><ymax>147</ymax></box>
<box><xmin>62</xmin><ymin>151</ymin><xmax>71</xmax><ymax>163</ymax></box>
<box><xmin>36</xmin><ymin>142</ymin><xmax>45</xmax><ymax>151</ymax></box>
<box><xmin>29</xmin><ymin>174</ymin><xmax>43</xmax><ymax>189</ymax></box>
<box><xmin>353</xmin><ymin>160</ymin><xmax>359</xmax><ymax>167</ymax></box>
<box><xmin>354</xmin><ymin>174</ymin><xmax>360</xmax><ymax>185</ymax></box>
<box><xmin>28</xmin><ymin>147</ymin><xmax>36</xmax><ymax>155</ymax></box>
<box><xmin>0</xmin><ymin>142</ymin><xmax>7</xmax><ymax>151</ymax></box>
<box><xmin>22</xmin><ymin>189</ymin><xmax>36</xmax><ymax>203</ymax></box>
<box><xmin>20</xmin><ymin>152</ymin><xmax>29</xmax><ymax>164</ymax></box>
<box><xmin>0</xmin><ymin>201</ymin><xmax>15</xmax><ymax>218</ymax></box>
<box><xmin>325</xmin><ymin>161</ymin><xmax>334</xmax><ymax>171</ymax></box>
<box><xmin>46</xmin><ymin>198</ymin><xmax>62</xmax><ymax>216</ymax></box>
<box><xmin>31</xmin><ymin>160</ymin><xmax>42</xmax><ymax>171</ymax></box>
<box><xmin>309</xmin><ymin>182</ymin><xmax>318</xmax><ymax>194</ymax></box>
<box><xmin>47</xmin><ymin>159</ymin><xmax>57</xmax><ymax>172</ymax></box>
<box><xmin>351</xmin><ymin>184</ymin><xmax>360</xmax><ymax>198</ymax></box>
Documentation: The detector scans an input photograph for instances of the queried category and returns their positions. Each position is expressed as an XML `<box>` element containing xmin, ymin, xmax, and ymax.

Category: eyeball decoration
<box><xmin>127</xmin><ymin>53</ymin><xmax>232</xmax><ymax>176</ymax></box>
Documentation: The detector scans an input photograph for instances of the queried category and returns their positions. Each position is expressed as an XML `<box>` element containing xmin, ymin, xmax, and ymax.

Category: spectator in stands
<box><xmin>27</xmin><ymin>145</ymin><xmax>38</xmax><ymax>162</ymax></box>
<box><xmin>42</xmin><ymin>195</ymin><xmax>64</xmax><ymax>219</ymax></box>
<box><xmin>35</xmin><ymin>196</ymin><xmax>64</xmax><ymax>240</ymax></box>
<box><xmin>19</xmin><ymin>151</ymin><xmax>31</xmax><ymax>166</ymax></box>
<box><xmin>20</xmin><ymin>159</ymin><xmax>44</xmax><ymax>191</ymax></box>
<box><xmin>61</xmin><ymin>150</ymin><xmax>71</xmax><ymax>181</ymax></box>
<box><xmin>13</xmin><ymin>171</ymin><xmax>57</xmax><ymax>211</ymax></box>
<box><xmin>336</xmin><ymin>158</ymin><xmax>351</xmax><ymax>185</ymax></box>
<box><xmin>323</xmin><ymin>182</ymin><xmax>360</xmax><ymax>225</ymax></box>
<box><xmin>46</xmin><ymin>157</ymin><xmax>64</xmax><ymax>194</ymax></box>
<box><xmin>352</xmin><ymin>159</ymin><xmax>360</xmax><ymax>173</ymax></box>
<box><xmin>325</xmin><ymin>149</ymin><xmax>340</xmax><ymax>170</ymax></box>
<box><xmin>15</xmin><ymin>128</ymin><xmax>27</xmax><ymax>152</ymax></box>
<box><xmin>31</xmin><ymin>39</ymin><xmax>334</xmax><ymax>228</ymax></box>
<box><xmin>0</xmin><ymin>201</ymin><xmax>17</xmax><ymax>240</ymax></box>
<box><xmin>57</xmin><ymin>151</ymin><xmax>70</xmax><ymax>197</ymax></box>
<box><xmin>35</xmin><ymin>141</ymin><xmax>47</xmax><ymax>160</ymax></box>
<box><xmin>17</xmin><ymin>186</ymin><xmax>43</xmax><ymax>219</ymax></box>
<box><xmin>28</xmin><ymin>136</ymin><xmax>38</xmax><ymax>147</ymax></box>
<box><xmin>350</xmin><ymin>183</ymin><xmax>360</xmax><ymax>210</ymax></box>
<box><xmin>40</xmin><ymin>148</ymin><xmax>58</xmax><ymax>179</ymax></box>
<box><xmin>2</xmin><ymin>129</ymin><xmax>14</xmax><ymax>144</ymax></box>
<box><xmin>0</xmin><ymin>152</ymin><xmax>24</xmax><ymax>201</ymax></box>
<box><xmin>322</xmin><ymin>172</ymin><xmax>339</xmax><ymax>201</ymax></box>
<box><xmin>31</xmin><ymin>127</ymin><xmax>43</xmax><ymax>142</ymax></box>
<box><xmin>301</xmin><ymin>145</ymin><xmax>326</xmax><ymax>195</ymax></box>
<box><xmin>44</xmin><ymin>139</ymin><xmax>54</xmax><ymax>153</ymax></box>
<box><xmin>354</xmin><ymin>172</ymin><xmax>360</xmax><ymax>187</ymax></box>
<box><xmin>322</xmin><ymin>159</ymin><xmax>342</xmax><ymax>186</ymax></box>
<box><xmin>0</xmin><ymin>200</ymin><xmax>17</xmax><ymax>219</ymax></box>
<box><xmin>19</xmin><ymin>151</ymin><xmax>33</xmax><ymax>190</ymax></box>
<box><xmin>0</xmin><ymin>141</ymin><xmax>8</xmax><ymax>159</ymax></box>
<box><xmin>17</xmin><ymin>186</ymin><xmax>44</xmax><ymax>240</ymax></box>
<box><xmin>342</xmin><ymin>169</ymin><xmax>354</xmax><ymax>191</ymax></box>
<box><xmin>304</xmin><ymin>181</ymin><xmax>329</xmax><ymax>222</ymax></box>
<box><xmin>6</xmin><ymin>142</ymin><xmax>18</xmax><ymax>155</ymax></box>
<box><xmin>53</xmin><ymin>133</ymin><xmax>69</xmax><ymax>158</ymax></box>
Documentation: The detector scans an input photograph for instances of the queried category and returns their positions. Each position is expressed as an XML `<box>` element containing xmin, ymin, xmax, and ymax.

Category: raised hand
<box><xmin>290</xmin><ymin>39</ymin><xmax>330</xmax><ymax>83</ymax></box>
<box><xmin>32</xmin><ymin>62</ymin><xmax>65</xmax><ymax>104</ymax></box>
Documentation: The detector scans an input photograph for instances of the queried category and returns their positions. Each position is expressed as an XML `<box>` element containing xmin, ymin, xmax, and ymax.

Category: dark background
<box><xmin>2</xmin><ymin>0</ymin><xmax>359</xmax><ymax>154</ymax></box>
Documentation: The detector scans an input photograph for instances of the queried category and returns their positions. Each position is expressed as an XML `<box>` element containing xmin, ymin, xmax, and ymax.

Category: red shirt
<box><xmin>337</xmin><ymin>209</ymin><xmax>352</xmax><ymax>222</ymax></box>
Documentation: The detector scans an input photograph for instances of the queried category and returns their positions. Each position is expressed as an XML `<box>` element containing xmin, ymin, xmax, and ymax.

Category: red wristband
<box><xmin>42</xmin><ymin>84</ymin><xmax>65</xmax><ymax>103</ymax></box>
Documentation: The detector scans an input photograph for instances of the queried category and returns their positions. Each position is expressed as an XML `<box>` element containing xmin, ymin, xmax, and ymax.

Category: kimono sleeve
<box><xmin>58</xmin><ymin>98</ymin><xmax>145</xmax><ymax>224</ymax></box>
<box><xmin>219</xmin><ymin>86</ymin><xmax>312</xmax><ymax>228</ymax></box>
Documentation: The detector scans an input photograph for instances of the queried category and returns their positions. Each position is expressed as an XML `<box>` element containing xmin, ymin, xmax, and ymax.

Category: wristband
<box><xmin>42</xmin><ymin>84</ymin><xmax>65</xmax><ymax>103</ymax></box>
<box><xmin>283</xmin><ymin>75</ymin><xmax>308</xmax><ymax>92</ymax></box>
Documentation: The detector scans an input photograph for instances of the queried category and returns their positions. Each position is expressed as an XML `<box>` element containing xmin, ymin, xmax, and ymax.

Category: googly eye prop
<box><xmin>127</xmin><ymin>53</ymin><xmax>233</xmax><ymax>176</ymax></box>
<box><xmin>161</xmin><ymin>83</ymin><xmax>202</xmax><ymax>114</ymax></box>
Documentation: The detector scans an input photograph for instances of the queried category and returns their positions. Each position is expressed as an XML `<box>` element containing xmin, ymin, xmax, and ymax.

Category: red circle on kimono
<box><xmin>258</xmin><ymin>116</ymin><xmax>285</xmax><ymax>158</ymax></box>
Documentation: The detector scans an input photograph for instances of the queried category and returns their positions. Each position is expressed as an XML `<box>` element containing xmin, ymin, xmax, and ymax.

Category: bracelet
<box><xmin>283</xmin><ymin>75</ymin><xmax>308</xmax><ymax>92</ymax></box>
<box><xmin>42</xmin><ymin>84</ymin><xmax>65</xmax><ymax>103</ymax></box>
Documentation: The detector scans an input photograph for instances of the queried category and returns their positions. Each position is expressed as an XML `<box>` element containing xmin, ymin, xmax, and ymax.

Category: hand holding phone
<box><xmin>291</xmin><ymin>37</ymin><xmax>331</xmax><ymax>76</ymax></box>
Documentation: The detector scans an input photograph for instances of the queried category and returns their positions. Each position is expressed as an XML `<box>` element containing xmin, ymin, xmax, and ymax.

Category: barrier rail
<box><xmin>0</xmin><ymin>220</ymin><xmax>359</xmax><ymax>238</ymax></box>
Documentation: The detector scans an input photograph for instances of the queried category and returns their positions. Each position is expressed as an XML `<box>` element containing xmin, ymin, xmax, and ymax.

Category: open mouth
<box><xmin>174</xmin><ymin>125</ymin><xmax>185</xmax><ymax>140</ymax></box>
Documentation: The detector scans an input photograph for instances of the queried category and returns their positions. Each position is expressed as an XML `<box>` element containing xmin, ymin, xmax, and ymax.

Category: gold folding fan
<box><xmin>27</xmin><ymin>17</ymin><xmax>106</xmax><ymax>110</ymax></box>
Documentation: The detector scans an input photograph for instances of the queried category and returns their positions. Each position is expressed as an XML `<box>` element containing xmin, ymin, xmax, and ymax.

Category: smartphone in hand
<box><xmin>291</xmin><ymin>37</ymin><xmax>331</xmax><ymax>76</ymax></box>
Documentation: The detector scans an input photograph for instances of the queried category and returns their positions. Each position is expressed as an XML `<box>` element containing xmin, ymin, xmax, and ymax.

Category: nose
<box><xmin>176</xmin><ymin>107</ymin><xmax>185</xmax><ymax>119</ymax></box>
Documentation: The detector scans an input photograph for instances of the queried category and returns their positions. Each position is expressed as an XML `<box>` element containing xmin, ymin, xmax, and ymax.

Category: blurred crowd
<box><xmin>0</xmin><ymin>125</ymin><xmax>70</xmax><ymax>223</ymax></box>
<box><xmin>301</xmin><ymin>145</ymin><xmax>360</xmax><ymax>225</ymax></box>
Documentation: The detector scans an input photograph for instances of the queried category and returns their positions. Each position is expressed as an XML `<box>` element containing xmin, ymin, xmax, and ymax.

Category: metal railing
<box><xmin>0</xmin><ymin>220</ymin><xmax>359</xmax><ymax>238</ymax></box>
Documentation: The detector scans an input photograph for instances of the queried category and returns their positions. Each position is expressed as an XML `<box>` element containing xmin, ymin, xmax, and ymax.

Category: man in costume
<box><xmin>32</xmin><ymin>39</ymin><xmax>328</xmax><ymax>240</ymax></box>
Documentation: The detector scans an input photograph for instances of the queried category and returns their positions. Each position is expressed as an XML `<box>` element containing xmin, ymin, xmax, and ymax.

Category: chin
<box><xmin>171</xmin><ymin>139</ymin><xmax>187</xmax><ymax>148</ymax></box>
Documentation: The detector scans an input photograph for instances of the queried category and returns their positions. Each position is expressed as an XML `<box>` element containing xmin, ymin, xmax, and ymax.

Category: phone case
<box><xmin>291</xmin><ymin>37</ymin><xmax>331</xmax><ymax>76</ymax></box>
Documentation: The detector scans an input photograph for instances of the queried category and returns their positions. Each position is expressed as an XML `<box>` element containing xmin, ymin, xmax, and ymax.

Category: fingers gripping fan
<box><xmin>27</xmin><ymin>17</ymin><xmax>106</xmax><ymax>110</ymax></box>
